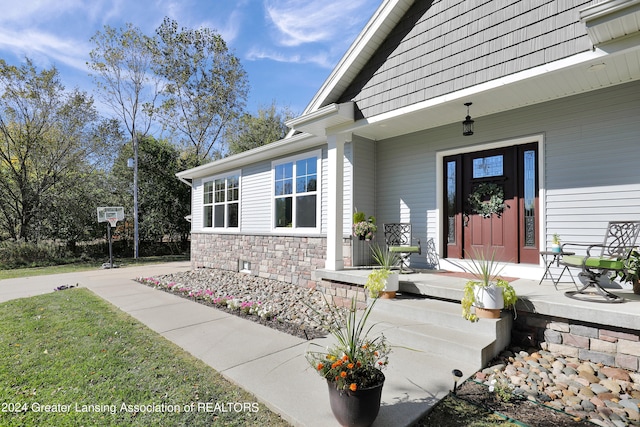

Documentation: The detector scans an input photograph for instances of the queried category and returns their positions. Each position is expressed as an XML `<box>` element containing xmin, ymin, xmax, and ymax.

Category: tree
<box><xmin>43</xmin><ymin>120</ymin><xmax>124</xmax><ymax>247</ymax></box>
<box><xmin>111</xmin><ymin>135</ymin><xmax>191</xmax><ymax>251</ymax></box>
<box><xmin>153</xmin><ymin>17</ymin><xmax>249</xmax><ymax>164</ymax></box>
<box><xmin>0</xmin><ymin>59</ymin><xmax>108</xmax><ymax>242</ymax></box>
<box><xmin>88</xmin><ymin>23</ymin><xmax>162</xmax><ymax>258</ymax></box>
<box><xmin>226</xmin><ymin>102</ymin><xmax>293</xmax><ymax>155</ymax></box>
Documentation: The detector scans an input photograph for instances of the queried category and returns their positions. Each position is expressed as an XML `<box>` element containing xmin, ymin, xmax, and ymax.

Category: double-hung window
<box><xmin>203</xmin><ymin>173</ymin><xmax>239</xmax><ymax>229</ymax></box>
<box><xmin>273</xmin><ymin>152</ymin><xmax>319</xmax><ymax>230</ymax></box>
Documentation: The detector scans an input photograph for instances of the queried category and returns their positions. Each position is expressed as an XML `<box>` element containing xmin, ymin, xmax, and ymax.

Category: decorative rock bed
<box><xmin>478</xmin><ymin>349</ymin><xmax>640</xmax><ymax>426</ymax></box>
<box><xmin>137</xmin><ymin>268</ymin><xmax>343</xmax><ymax>339</ymax></box>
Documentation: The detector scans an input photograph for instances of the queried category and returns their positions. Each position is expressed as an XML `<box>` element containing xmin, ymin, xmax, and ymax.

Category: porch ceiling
<box><xmin>341</xmin><ymin>38</ymin><xmax>640</xmax><ymax>142</ymax></box>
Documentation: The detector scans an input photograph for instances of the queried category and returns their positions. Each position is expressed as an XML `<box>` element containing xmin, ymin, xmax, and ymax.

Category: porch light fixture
<box><xmin>462</xmin><ymin>102</ymin><xmax>474</xmax><ymax>136</ymax></box>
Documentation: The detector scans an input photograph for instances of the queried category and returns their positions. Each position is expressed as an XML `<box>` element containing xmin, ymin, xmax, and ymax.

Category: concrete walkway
<box><xmin>0</xmin><ymin>262</ymin><xmax>468</xmax><ymax>426</ymax></box>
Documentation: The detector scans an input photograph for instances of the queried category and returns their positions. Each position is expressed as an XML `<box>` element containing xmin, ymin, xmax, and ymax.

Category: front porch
<box><xmin>313</xmin><ymin>268</ymin><xmax>640</xmax><ymax>372</ymax></box>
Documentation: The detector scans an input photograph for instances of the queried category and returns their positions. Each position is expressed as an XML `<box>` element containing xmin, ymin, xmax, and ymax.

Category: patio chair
<box><xmin>559</xmin><ymin>221</ymin><xmax>640</xmax><ymax>302</ymax></box>
<box><xmin>383</xmin><ymin>223</ymin><xmax>421</xmax><ymax>273</ymax></box>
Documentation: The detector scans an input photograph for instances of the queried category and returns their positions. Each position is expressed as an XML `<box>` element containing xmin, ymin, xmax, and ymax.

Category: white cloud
<box><xmin>0</xmin><ymin>28</ymin><xmax>90</xmax><ymax>72</ymax></box>
<box><xmin>246</xmin><ymin>46</ymin><xmax>333</xmax><ymax>68</ymax></box>
<box><xmin>265</xmin><ymin>0</ymin><xmax>371</xmax><ymax>47</ymax></box>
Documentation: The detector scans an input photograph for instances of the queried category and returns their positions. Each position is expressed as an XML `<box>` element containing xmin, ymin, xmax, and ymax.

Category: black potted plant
<box><xmin>306</xmin><ymin>297</ymin><xmax>390</xmax><ymax>427</ymax></box>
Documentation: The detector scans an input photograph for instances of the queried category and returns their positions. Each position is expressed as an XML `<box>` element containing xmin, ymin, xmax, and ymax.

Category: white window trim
<box><xmin>271</xmin><ymin>150</ymin><xmax>321</xmax><ymax>234</ymax></box>
<box><xmin>202</xmin><ymin>170</ymin><xmax>241</xmax><ymax>231</ymax></box>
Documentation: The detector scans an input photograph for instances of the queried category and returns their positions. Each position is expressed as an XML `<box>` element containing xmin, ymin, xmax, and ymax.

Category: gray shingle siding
<box><xmin>338</xmin><ymin>0</ymin><xmax>593</xmax><ymax>118</ymax></box>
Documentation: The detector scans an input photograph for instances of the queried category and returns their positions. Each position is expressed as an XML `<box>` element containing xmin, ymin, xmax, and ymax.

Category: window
<box><xmin>203</xmin><ymin>173</ymin><xmax>239</xmax><ymax>229</ymax></box>
<box><xmin>472</xmin><ymin>155</ymin><xmax>503</xmax><ymax>178</ymax></box>
<box><xmin>273</xmin><ymin>153</ymin><xmax>319</xmax><ymax>230</ymax></box>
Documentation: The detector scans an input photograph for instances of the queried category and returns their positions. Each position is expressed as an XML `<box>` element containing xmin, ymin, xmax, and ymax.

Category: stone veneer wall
<box><xmin>314</xmin><ymin>279</ymin><xmax>368</xmax><ymax>309</ymax></box>
<box><xmin>191</xmin><ymin>233</ymin><xmax>352</xmax><ymax>288</ymax></box>
<box><xmin>513</xmin><ymin>312</ymin><xmax>640</xmax><ymax>372</ymax></box>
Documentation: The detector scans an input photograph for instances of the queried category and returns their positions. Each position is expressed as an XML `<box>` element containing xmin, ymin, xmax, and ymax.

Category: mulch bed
<box><xmin>450</xmin><ymin>380</ymin><xmax>595</xmax><ymax>427</ymax></box>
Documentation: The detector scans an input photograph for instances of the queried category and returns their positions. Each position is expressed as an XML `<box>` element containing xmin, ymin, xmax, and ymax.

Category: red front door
<box><xmin>444</xmin><ymin>143</ymin><xmax>539</xmax><ymax>263</ymax></box>
<box><xmin>462</xmin><ymin>147</ymin><xmax>517</xmax><ymax>262</ymax></box>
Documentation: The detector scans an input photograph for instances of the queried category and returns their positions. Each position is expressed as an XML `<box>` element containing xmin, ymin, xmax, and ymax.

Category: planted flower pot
<box><xmin>380</xmin><ymin>271</ymin><xmax>398</xmax><ymax>299</ymax></box>
<box><xmin>473</xmin><ymin>284</ymin><xmax>504</xmax><ymax>318</ymax></box>
<box><xmin>327</xmin><ymin>375</ymin><xmax>384</xmax><ymax>427</ymax></box>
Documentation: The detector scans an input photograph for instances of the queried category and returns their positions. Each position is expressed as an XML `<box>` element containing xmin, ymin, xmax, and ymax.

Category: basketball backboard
<box><xmin>97</xmin><ymin>206</ymin><xmax>125</xmax><ymax>227</ymax></box>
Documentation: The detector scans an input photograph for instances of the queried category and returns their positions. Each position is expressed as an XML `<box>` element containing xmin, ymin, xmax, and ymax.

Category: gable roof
<box><xmin>303</xmin><ymin>0</ymin><xmax>415</xmax><ymax>114</ymax></box>
<box><xmin>288</xmin><ymin>0</ymin><xmax>640</xmax><ymax>141</ymax></box>
<box><xmin>180</xmin><ymin>0</ymin><xmax>640</xmax><ymax>180</ymax></box>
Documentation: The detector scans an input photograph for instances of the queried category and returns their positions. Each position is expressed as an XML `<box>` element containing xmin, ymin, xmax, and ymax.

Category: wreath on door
<box><xmin>468</xmin><ymin>183</ymin><xmax>506</xmax><ymax>218</ymax></box>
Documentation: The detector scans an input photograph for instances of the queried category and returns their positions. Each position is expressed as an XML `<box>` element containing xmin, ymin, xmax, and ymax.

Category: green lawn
<box><xmin>0</xmin><ymin>255</ymin><xmax>189</xmax><ymax>280</ymax></box>
<box><xmin>0</xmin><ymin>288</ymin><xmax>289</xmax><ymax>426</ymax></box>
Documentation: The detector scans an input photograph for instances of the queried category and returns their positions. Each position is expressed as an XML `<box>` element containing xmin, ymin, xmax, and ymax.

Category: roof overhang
<box><xmin>176</xmin><ymin>131</ymin><xmax>324</xmax><ymax>183</ymax></box>
<box><xmin>580</xmin><ymin>0</ymin><xmax>640</xmax><ymax>45</ymax></box>
<box><xmin>329</xmin><ymin>32</ymin><xmax>640</xmax><ymax>141</ymax></box>
<box><xmin>303</xmin><ymin>0</ymin><xmax>414</xmax><ymax>113</ymax></box>
<box><xmin>286</xmin><ymin>102</ymin><xmax>354</xmax><ymax>136</ymax></box>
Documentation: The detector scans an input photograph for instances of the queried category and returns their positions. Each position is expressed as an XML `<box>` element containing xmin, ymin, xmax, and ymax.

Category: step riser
<box><xmin>371</xmin><ymin>323</ymin><xmax>491</xmax><ymax>367</ymax></box>
<box><xmin>369</xmin><ymin>296</ymin><xmax>513</xmax><ymax>370</ymax></box>
<box><xmin>372</xmin><ymin>298</ymin><xmax>503</xmax><ymax>336</ymax></box>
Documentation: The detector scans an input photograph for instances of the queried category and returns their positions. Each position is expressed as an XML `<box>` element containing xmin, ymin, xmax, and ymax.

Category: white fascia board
<box><xmin>286</xmin><ymin>102</ymin><xmax>354</xmax><ymax>136</ymax></box>
<box><xmin>580</xmin><ymin>0</ymin><xmax>640</xmax><ymax>23</ymax></box>
<box><xmin>175</xmin><ymin>132</ymin><xmax>324</xmax><ymax>182</ymax></box>
<box><xmin>358</xmin><ymin>50</ymin><xmax>612</xmax><ymax>128</ymax></box>
<box><xmin>303</xmin><ymin>0</ymin><xmax>413</xmax><ymax>114</ymax></box>
<box><xmin>580</xmin><ymin>0</ymin><xmax>640</xmax><ymax>45</ymax></box>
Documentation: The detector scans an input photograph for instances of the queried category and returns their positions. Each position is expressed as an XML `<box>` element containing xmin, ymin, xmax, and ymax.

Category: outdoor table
<box><xmin>539</xmin><ymin>250</ymin><xmax>576</xmax><ymax>289</ymax></box>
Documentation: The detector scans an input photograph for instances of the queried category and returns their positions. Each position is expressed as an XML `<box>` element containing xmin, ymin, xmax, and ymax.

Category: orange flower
<box><xmin>378</xmin><ymin>361</ymin><xmax>384</xmax><ymax>366</ymax></box>
<box><xmin>317</xmin><ymin>363</ymin><xmax>324</xmax><ymax>371</ymax></box>
<box><xmin>349</xmin><ymin>383</ymin><xmax>357</xmax><ymax>392</ymax></box>
<box><xmin>361</xmin><ymin>344</ymin><xmax>368</xmax><ymax>349</ymax></box>
<box><xmin>347</xmin><ymin>363</ymin><xmax>354</xmax><ymax>369</ymax></box>
<box><xmin>342</xmin><ymin>355</ymin><xmax>349</xmax><ymax>362</ymax></box>
<box><xmin>356</xmin><ymin>361</ymin><xmax>362</xmax><ymax>368</ymax></box>
<box><xmin>340</xmin><ymin>371</ymin><xmax>347</xmax><ymax>378</ymax></box>
<box><xmin>335</xmin><ymin>376</ymin><xmax>339</xmax><ymax>381</ymax></box>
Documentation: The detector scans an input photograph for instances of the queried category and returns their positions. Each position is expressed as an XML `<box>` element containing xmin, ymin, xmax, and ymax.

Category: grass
<box><xmin>0</xmin><ymin>255</ymin><xmax>189</xmax><ymax>280</ymax></box>
<box><xmin>0</xmin><ymin>288</ymin><xmax>289</xmax><ymax>426</ymax></box>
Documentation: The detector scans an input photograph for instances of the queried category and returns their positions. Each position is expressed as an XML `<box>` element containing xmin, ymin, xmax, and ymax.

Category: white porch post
<box><xmin>325</xmin><ymin>133</ymin><xmax>349</xmax><ymax>270</ymax></box>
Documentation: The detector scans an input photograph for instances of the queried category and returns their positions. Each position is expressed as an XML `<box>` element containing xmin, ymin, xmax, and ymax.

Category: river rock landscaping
<box><xmin>138</xmin><ymin>268</ymin><xmax>640</xmax><ymax>426</ymax></box>
<box><xmin>476</xmin><ymin>349</ymin><xmax>640</xmax><ymax>426</ymax></box>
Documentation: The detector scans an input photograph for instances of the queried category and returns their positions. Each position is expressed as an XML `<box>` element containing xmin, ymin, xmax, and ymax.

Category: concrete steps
<box><xmin>368</xmin><ymin>295</ymin><xmax>512</xmax><ymax>370</ymax></box>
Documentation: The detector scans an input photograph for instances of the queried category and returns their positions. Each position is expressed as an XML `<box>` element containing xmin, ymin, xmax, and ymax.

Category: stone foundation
<box><xmin>190</xmin><ymin>233</ymin><xmax>351</xmax><ymax>289</ymax></box>
<box><xmin>513</xmin><ymin>311</ymin><xmax>640</xmax><ymax>372</ymax></box>
<box><xmin>313</xmin><ymin>279</ymin><xmax>368</xmax><ymax>309</ymax></box>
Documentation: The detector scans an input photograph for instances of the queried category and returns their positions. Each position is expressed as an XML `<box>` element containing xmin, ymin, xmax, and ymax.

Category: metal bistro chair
<box><xmin>560</xmin><ymin>221</ymin><xmax>640</xmax><ymax>303</ymax></box>
<box><xmin>383</xmin><ymin>223</ymin><xmax>421</xmax><ymax>273</ymax></box>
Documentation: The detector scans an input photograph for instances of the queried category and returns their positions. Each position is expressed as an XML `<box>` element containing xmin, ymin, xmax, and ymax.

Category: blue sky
<box><xmin>0</xmin><ymin>0</ymin><xmax>381</xmax><ymax>117</ymax></box>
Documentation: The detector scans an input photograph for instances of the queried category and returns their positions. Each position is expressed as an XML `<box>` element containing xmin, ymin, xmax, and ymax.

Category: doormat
<box><xmin>436</xmin><ymin>271</ymin><xmax>518</xmax><ymax>283</ymax></box>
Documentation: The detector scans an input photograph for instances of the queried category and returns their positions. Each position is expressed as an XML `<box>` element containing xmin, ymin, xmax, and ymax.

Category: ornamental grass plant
<box><xmin>306</xmin><ymin>297</ymin><xmax>389</xmax><ymax>392</ymax></box>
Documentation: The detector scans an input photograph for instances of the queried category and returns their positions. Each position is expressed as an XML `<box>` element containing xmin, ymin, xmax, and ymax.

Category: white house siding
<box><xmin>371</xmin><ymin>80</ymin><xmax>640</xmax><ymax>270</ymax></box>
<box><xmin>320</xmin><ymin>143</ymin><xmax>353</xmax><ymax>238</ymax></box>
<box><xmin>239</xmin><ymin>160</ymin><xmax>272</xmax><ymax>233</ymax></box>
<box><xmin>337</xmin><ymin>0</ymin><xmax>592</xmax><ymax>117</ymax></box>
<box><xmin>191</xmin><ymin>177</ymin><xmax>203</xmax><ymax>232</ymax></box>
<box><xmin>351</xmin><ymin>137</ymin><xmax>376</xmax><ymax>265</ymax></box>
<box><xmin>189</xmin><ymin>144</ymin><xmax>358</xmax><ymax>281</ymax></box>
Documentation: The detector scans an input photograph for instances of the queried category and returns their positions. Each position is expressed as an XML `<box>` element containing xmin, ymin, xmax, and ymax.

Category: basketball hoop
<box><xmin>97</xmin><ymin>206</ymin><xmax>125</xmax><ymax>269</ymax></box>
